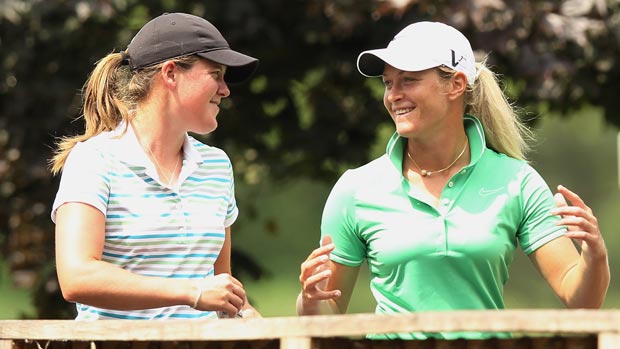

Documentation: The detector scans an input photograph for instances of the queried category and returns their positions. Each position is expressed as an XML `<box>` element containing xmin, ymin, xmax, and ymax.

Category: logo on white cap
<box><xmin>451</xmin><ymin>50</ymin><xmax>465</xmax><ymax>67</ymax></box>
<box><xmin>357</xmin><ymin>21</ymin><xmax>477</xmax><ymax>85</ymax></box>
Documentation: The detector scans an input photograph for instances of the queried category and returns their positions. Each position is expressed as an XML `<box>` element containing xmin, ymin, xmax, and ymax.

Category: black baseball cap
<box><xmin>125</xmin><ymin>12</ymin><xmax>258</xmax><ymax>84</ymax></box>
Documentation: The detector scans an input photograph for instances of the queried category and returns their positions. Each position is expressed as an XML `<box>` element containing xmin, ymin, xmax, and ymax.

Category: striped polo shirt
<box><xmin>51</xmin><ymin>123</ymin><xmax>238</xmax><ymax>320</ymax></box>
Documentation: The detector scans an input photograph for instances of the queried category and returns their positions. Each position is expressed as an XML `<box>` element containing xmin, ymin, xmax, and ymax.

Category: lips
<box><xmin>393</xmin><ymin>107</ymin><xmax>414</xmax><ymax>116</ymax></box>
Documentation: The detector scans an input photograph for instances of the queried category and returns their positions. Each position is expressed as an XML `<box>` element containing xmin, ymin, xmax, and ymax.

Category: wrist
<box><xmin>190</xmin><ymin>281</ymin><xmax>203</xmax><ymax>309</ymax></box>
<box><xmin>297</xmin><ymin>292</ymin><xmax>323</xmax><ymax>315</ymax></box>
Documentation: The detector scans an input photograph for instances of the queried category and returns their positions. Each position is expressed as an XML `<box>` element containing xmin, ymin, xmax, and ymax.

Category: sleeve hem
<box><xmin>330</xmin><ymin>253</ymin><xmax>364</xmax><ymax>267</ymax></box>
<box><xmin>522</xmin><ymin>227</ymin><xmax>567</xmax><ymax>255</ymax></box>
<box><xmin>224</xmin><ymin>208</ymin><xmax>239</xmax><ymax>228</ymax></box>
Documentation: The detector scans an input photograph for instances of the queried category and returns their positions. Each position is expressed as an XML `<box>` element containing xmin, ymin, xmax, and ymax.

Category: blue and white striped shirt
<box><xmin>52</xmin><ymin>123</ymin><xmax>238</xmax><ymax>320</ymax></box>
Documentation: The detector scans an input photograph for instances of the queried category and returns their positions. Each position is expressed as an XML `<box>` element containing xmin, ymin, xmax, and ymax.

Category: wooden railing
<box><xmin>1</xmin><ymin>310</ymin><xmax>619</xmax><ymax>349</ymax></box>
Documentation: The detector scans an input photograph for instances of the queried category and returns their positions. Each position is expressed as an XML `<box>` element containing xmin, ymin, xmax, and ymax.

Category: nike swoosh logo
<box><xmin>479</xmin><ymin>187</ymin><xmax>504</xmax><ymax>196</ymax></box>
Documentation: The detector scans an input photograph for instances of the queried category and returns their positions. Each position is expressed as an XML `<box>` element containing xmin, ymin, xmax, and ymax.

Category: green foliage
<box><xmin>0</xmin><ymin>260</ymin><xmax>34</xmax><ymax>319</ymax></box>
<box><xmin>1</xmin><ymin>0</ymin><xmax>620</xmax><ymax>318</ymax></box>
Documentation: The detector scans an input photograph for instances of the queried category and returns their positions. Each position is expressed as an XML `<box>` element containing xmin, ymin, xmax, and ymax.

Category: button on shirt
<box><xmin>321</xmin><ymin>115</ymin><xmax>566</xmax><ymax>339</ymax></box>
<box><xmin>51</xmin><ymin>123</ymin><xmax>238</xmax><ymax>320</ymax></box>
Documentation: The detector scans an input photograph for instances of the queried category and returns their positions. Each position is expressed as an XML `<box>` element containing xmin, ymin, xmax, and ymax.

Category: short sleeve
<box><xmin>321</xmin><ymin>170</ymin><xmax>366</xmax><ymax>266</ymax></box>
<box><xmin>51</xmin><ymin>142</ymin><xmax>110</xmax><ymax>223</ymax></box>
<box><xmin>224</xmin><ymin>163</ymin><xmax>238</xmax><ymax>228</ymax></box>
<box><xmin>518</xmin><ymin>165</ymin><xmax>566</xmax><ymax>254</ymax></box>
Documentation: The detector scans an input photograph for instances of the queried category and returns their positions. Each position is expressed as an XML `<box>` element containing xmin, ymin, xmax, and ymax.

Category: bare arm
<box><xmin>296</xmin><ymin>235</ymin><xmax>360</xmax><ymax>315</ymax></box>
<box><xmin>529</xmin><ymin>185</ymin><xmax>610</xmax><ymax>308</ymax></box>
<box><xmin>55</xmin><ymin>202</ymin><xmax>245</xmax><ymax>315</ymax></box>
<box><xmin>213</xmin><ymin>226</ymin><xmax>261</xmax><ymax>317</ymax></box>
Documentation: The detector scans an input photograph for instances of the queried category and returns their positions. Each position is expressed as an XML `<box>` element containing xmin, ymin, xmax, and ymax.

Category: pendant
<box><xmin>421</xmin><ymin>170</ymin><xmax>429</xmax><ymax>176</ymax></box>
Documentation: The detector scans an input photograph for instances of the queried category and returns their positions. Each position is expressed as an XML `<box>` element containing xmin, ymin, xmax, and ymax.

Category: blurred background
<box><xmin>0</xmin><ymin>0</ymin><xmax>618</xmax><ymax>319</ymax></box>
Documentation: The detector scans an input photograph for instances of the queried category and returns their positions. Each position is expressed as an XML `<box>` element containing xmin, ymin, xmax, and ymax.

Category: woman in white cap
<box><xmin>50</xmin><ymin>12</ymin><xmax>259</xmax><ymax>320</ymax></box>
<box><xmin>297</xmin><ymin>21</ymin><xmax>609</xmax><ymax>339</ymax></box>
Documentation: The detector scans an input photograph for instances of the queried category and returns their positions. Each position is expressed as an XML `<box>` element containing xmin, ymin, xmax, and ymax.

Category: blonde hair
<box><xmin>49</xmin><ymin>53</ymin><xmax>199</xmax><ymax>175</ymax></box>
<box><xmin>438</xmin><ymin>60</ymin><xmax>533</xmax><ymax>160</ymax></box>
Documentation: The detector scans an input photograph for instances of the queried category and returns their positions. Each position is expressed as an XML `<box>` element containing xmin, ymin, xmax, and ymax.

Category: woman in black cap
<box><xmin>297</xmin><ymin>21</ymin><xmax>609</xmax><ymax>339</ymax></box>
<box><xmin>50</xmin><ymin>13</ymin><xmax>259</xmax><ymax>320</ymax></box>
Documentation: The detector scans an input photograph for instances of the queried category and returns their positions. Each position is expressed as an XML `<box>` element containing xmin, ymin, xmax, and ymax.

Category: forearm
<box><xmin>560</xmin><ymin>253</ymin><xmax>610</xmax><ymax>308</ymax></box>
<box><xmin>549</xmin><ymin>185</ymin><xmax>610</xmax><ymax>308</ymax></box>
<box><xmin>58</xmin><ymin>259</ymin><xmax>195</xmax><ymax>310</ymax></box>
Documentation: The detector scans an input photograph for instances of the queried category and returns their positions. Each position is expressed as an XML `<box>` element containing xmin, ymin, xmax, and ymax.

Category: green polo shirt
<box><xmin>321</xmin><ymin>115</ymin><xmax>566</xmax><ymax>339</ymax></box>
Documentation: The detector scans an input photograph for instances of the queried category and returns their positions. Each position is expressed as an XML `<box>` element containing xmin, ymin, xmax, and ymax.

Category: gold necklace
<box><xmin>143</xmin><ymin>144</ymin><xmax>181</xmax><ymax>187</ymax></box>
<box><xmin>407</xmin><ymin>138</ymin><xmax>468</xmax><ymax>177</ymax></box>
<box><xmin>152</xmin><ymin>149</ymin><xmax>180</xmax><ymax>187</ymax></box>
<box><xmin>131</xmin><ymin>121</ymin><xmax>181</xmax><ymax>187</ymax></box>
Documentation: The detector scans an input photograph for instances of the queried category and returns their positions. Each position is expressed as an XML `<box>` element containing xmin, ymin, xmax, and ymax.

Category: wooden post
<box><xmin>279</xmin><ymin>336</ymin><xmax>311</xmax><ymax>349</ymax></box>
<box><xmin>0</xmin><ymin>340</ymin><xmax>13</xmax><ymax>349</ymax></box>
<box><xmin>599</xmin><ymin>332</ymin><xmax>620</xmax><ymax>349</ymax></box>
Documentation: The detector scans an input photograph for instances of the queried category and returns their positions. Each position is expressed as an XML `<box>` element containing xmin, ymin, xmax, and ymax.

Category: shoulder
<box><xmin>187</xmin><ymin>136</ymin><xmax>232</xmax><ymax>164</ymax></box>
<box><xmin>479</xmin><ymin>147</ymin><xmax>529</xmax><ymax>173</ymax></box>
<box><xmin>341</xmin><ymin>155</ymin><xmax>392</xmax><ymax>182</ymax></box>
<box><xmin>330</xmin><ymin>155</ymin><xmax>397</xmax><ymax>195</ymax></box>
<box><xmin>66</xmin><ymin>132</ymin><xmax>116</xmax><ymax>162</ymax></box>
<box><xmin>475</xmin><ymin>147</ymin><xmax>551</xmax><ymax>197</ymax></box>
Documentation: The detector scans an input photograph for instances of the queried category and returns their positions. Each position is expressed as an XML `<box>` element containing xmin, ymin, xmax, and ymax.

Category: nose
<box><xmin>385</xmin><ymin>84</ymin><xmax>402</xmax><ymax>103</ymax></box>
<box><xmin>218</xmin><ymin>79</ymin><xmax>230</xmax><ymax>98</ymax></box>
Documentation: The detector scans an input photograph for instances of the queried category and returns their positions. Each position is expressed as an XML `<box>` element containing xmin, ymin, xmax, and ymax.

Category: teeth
<box><xmin>394</xmin><ymin>108</ymin><xmax>413</xmax><ymax>115</ymax></box>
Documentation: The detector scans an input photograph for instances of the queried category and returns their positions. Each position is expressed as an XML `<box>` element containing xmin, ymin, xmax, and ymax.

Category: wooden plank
<box><xmin>0</xmin><ymin>310</ymin><xmax>618</xmax><ymax>341</ymax></box>
<box><xmin>317</xmin><ymin>336</ymin><xmax>597</xmax><ymax>349</ymax></box>
<box><xmin>599</xmin><ymin>332</ymin><xmax>620</xmax><ymax>349</ymax></box>
<box><xmin>279</xmin><ymin>337</ymin><xmax>311</xmax><ymax>349</ymax></box>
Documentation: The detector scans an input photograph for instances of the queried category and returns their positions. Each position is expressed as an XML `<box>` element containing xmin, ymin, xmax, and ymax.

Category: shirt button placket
<box><xmin>173</xmin><ymin>195</ymin><xmax>185</xmax><ymax>232</ymax></box>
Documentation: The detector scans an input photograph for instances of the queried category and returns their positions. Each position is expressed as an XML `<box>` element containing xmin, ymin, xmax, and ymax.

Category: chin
<box><xmin>395</xmin><ymin>125</ymin><xmax>415</xmax><ymax>138</ymax></box>
<box><xmin>192</xmin><ymin>122</ymin><xmax>218</xmax><ymax>135</ymax></box>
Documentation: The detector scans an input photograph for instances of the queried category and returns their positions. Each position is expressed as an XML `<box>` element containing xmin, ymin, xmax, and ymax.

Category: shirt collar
<box><xmin>110</xmin><ymin>122</ymin><xmax>204</xmax><ymax>167</ymax></box>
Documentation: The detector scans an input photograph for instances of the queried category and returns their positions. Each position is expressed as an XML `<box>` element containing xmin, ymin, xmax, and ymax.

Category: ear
<box><xmin>159</xmin><ymin>61</ymin><xmax>178</xmax><ymax>88</ymax></box>
<box><xmin>447</xmin><ymin>71</ymin><xmax>468</xmax><ymax>100</ymax></box>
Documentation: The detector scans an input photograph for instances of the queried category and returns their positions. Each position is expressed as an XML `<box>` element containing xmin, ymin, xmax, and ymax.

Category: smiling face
<box><xmin>175</xmin><ymin>58</ymin><xmax>231</xmax><ymax>135</ymax></box>
<box><xmin>382</xmin><ymin>65</ymin><xmax>453</xmax><ymax>140</ymax></box>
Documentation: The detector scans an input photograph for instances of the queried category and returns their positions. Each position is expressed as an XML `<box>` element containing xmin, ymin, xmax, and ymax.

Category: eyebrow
<box><xmin>382</xmin><ymin>70</ymin><xmax>406</xmax><ymax>78</ymax></box>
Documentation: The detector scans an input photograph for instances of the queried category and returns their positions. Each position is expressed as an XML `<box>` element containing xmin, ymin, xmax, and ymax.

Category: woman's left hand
<box><xmin>551</xmin><ymin>185</ymin><xmax>607</xmax><ymax>262</ymax></box>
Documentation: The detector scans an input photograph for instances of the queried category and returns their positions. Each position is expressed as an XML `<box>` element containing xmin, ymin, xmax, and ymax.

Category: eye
<box><xmin>382</xmin><ymin>79</ymin><xmax>392</xmax><ymax>88</ymax></box>
<box><xmin>208</xmin><ymin>70</ymin><xmax>223</xmax><ymax>80</ymax></box>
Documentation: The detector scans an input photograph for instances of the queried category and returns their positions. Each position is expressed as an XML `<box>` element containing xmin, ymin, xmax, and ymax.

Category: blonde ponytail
<box><xmin>50</xmin><ymin>52</ymin><xmax>130</xmax><ymax>175</ymax></box>
<box><xmin>465</xmin><ymin>60</ymin><xmax>533</xmax><ymax>160</ymax></box>
<box><xmin>49</xmin><ymin>52</ymin><xmax>199</xmax><ymax>175</ymax></box>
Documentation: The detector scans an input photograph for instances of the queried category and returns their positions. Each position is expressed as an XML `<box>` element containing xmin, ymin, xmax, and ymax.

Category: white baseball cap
<box><xmin>357</xmin><ymin>21</ymin><xmax>477</xmax><ymax>85</ymax></box>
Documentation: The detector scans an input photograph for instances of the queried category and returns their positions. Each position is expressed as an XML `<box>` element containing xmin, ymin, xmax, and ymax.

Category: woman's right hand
<box><xmin>193</xmin><ymin>273</ymin><xmax>246</xmax><ymax>316</ymax></box>
<box><xmin>299</xmin><ymin>235</ymin><xmax>342</xmax><ymax>303</ymax></box>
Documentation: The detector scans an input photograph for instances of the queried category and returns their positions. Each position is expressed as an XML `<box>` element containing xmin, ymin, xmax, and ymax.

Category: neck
<box><xmin>406</xmin><ymin>135</ymin><xmax>469</xmax><ymax>177</ymax></box>
<box><xmin>130</xmin><ymin>119</ymin><xmax>184</xmax><ymax>186</ymax></box>
<box><xmin>130</xmin><ymin>110</ymin><xmax>184</xmax><ymax>161</ymax></box>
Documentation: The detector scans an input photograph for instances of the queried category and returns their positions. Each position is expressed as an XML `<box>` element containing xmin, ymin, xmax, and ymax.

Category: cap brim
<box><xmin>357</xmin><ymin>49</ymin><xmax>389</xmax><ymax>77</ymax></box>
<box><xmin>357</xmin><ymin>48</ymin><xmax>441</xmax><ymax>77</ymax></box>
<box><xmin>198</xmin><ymin>49</ymin><xmax>259</xmax><ymax>84</ymax></box>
